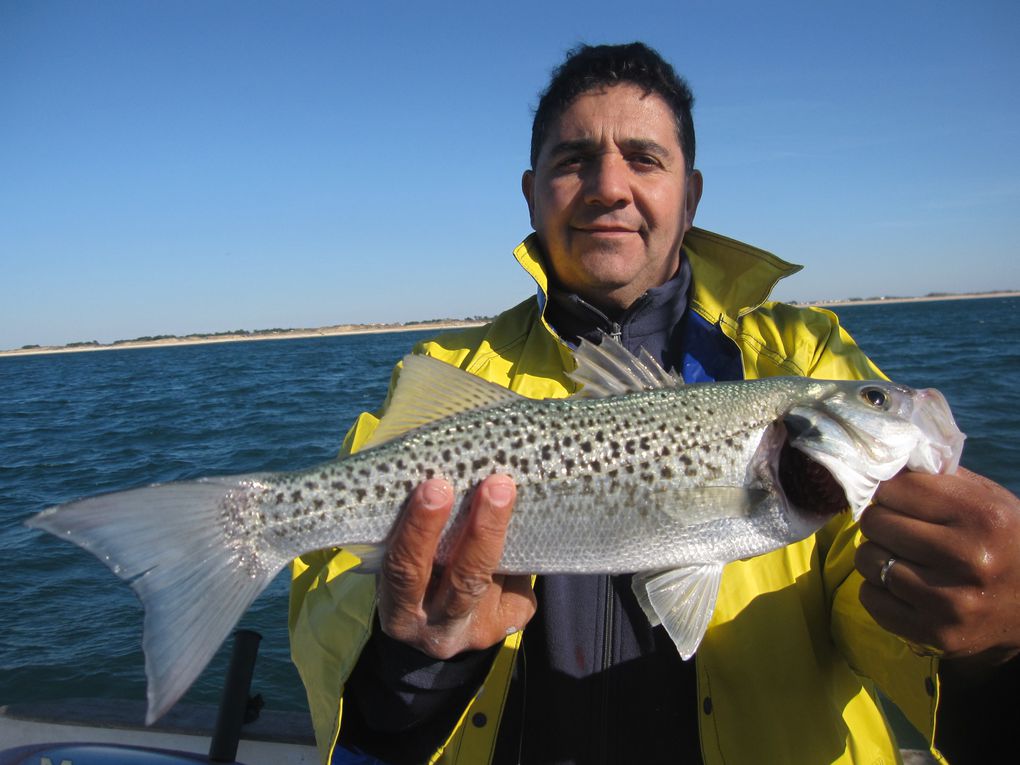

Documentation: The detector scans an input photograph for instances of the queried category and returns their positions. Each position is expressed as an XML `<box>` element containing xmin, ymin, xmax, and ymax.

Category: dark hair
<box><xmin>530</xmin><ymin>42</ymin><xmax>696</xmax><ymax>174</ymax></box>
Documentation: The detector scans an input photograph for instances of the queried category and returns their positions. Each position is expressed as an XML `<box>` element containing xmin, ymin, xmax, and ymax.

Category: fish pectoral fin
<box><xmin>632</xmin><ymin>562</ymin><xmax>725</xmax><ymax>660</ymax></box>
<box><xmin>654</xmin><ymin>487</ymin><xmax>769</xmax><ymax>523</ymax></box>
<box><xmin>364</xmin><ymin>354</ymin><xmax>524</xmax><ymax>449</ymax></box>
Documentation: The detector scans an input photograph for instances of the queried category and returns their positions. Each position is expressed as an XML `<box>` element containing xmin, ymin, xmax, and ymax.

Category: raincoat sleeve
<box><xmin>793</xmin><ymin>306</ymin><xmax>940</xmax><ymax>743</ymax></box>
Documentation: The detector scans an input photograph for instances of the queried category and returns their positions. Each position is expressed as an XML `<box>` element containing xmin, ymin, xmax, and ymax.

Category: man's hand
<box><xmin>856</xmin><ymin>467</ymin><xmax>1020</xmax><ymax>668</ymax></box>
<box><xmin>376</xmin><ymin>474</ymin><xmax>537</xmax><ymax>659</ymax></box>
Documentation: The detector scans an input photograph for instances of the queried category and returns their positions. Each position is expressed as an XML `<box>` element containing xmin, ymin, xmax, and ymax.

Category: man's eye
<box><xmin>631</xmin><ymin>155</ymin><xmax>659</xmax><ymax>167</ymax></box>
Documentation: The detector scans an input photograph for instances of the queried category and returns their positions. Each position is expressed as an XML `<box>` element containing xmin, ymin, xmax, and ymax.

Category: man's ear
<box><xmin>522</xmin><ymin>170</ymin><xmax>536</xmax><ymax>228</ymax></box>
<box><xmin>684</xmin><ymin>169</ymin><xmax>704</xmax><ymax>232</ymax></box>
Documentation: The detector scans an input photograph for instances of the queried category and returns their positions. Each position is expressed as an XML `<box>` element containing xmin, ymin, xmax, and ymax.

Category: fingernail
<box><xmin>486</xmin><ymin>479</ymin><xmax>514</xmax><ymax>508</ymax></box>
<box><xmin>421</xmin><ymin>481</ymin><xmax>451</xmax><ymax>510</ymax></box>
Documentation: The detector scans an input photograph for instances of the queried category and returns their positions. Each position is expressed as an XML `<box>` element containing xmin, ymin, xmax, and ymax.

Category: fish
<box><xmin>25</xmin><ymin>336</ymin><xmax>965</xmax><ymax>725</ymax></box>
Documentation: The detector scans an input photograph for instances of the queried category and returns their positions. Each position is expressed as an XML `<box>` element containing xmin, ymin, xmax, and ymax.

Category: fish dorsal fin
<box><xmin>362</xmin><ymin>354</ymin><xmax>524</xmax><ymax>449</ymax></box>
<box><xmin>568</xmin><ymin>333</ymin><xmax>682</xmax><ymax>398</ymax></box>
<box><xmin>632</xmin><ymin>562</ymin><xmax>725</xmax><ymax>660</ymax></box>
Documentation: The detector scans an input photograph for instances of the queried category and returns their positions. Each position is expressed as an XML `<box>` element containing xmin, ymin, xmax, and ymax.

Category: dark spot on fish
<box><xmin>319</xmin><ymin>472</ymin><xmax>328</xmax><ymax>480</ymax></box>
<box><xmin>403</xmin><ymin>480</ymin><xmax>414</xmax><ymax>493</ymax></box>
<box><xmin>685</xmin><ymin>467</ymin><xmax>698</xmax><ymax>477</ymax></box>
<box><xmin>661</xmin><ymin>446</ymin><xmax>671</xmax><ymax>456</ymax></box>
<box><xmin>680</xmin><ymin>455</ymin><xmax>692</xmax><ymax>466</ymax></box>
<box><xmin>396</xmin><ymin>459</ymin><xmax>407</xmax><ymax>470</ymax></box>
<box><xmin>639</xmin><ymin>437</ymin><xmax>650</xmax><ymax>450</ymax></box>
<box><xmin>511</xmin><ymin>438</ymin><xmax>523</xmax><ymax>449</ymax></box>
<box><xmin>591</xmin><ymin>460</ymin><xmax>601</xmax><ymax>472</ymax></box>
<box><xmin>378</xmin><ymin>463</ymin><xmax>390</xmax><ymax>473</ymax></box>
<box><xmin>495</xmin><ymin>450</ymin><xmax>507</xmax><ymax>466</ymax></box>
<box><xmin>510</xmin><ymin>455</ymin><xmax>519</xmax><ymax>467</ymax></box>
<box><xmin>624</xmin><ymin>440</ymin><xmax>636</xmax><ymax>455</ymax></box>
<box><xmin>564</xmin><ymin>458</ymin><xmax>575</xmax><ymax>474</ymax></box>
<box><xmin>331</xmin><ymin>481</ymin><xmax>346</xmax><ymax>492</ymax></box>
<box><xmin>563</xmin><ymin>435</ymin><xmax>573</xmax><ymax>447</ymax></box>
<box><xmin>313</xmin><ymin>498</ymin><xmax>324</xmax><ymax>509</ymax></box>
<box><xmin>661</xmin><ymin>466</ymin><xmax>674</xmax><ymax>479</ymax></box>
<box><xmin>304</xmin><ymin>481</ymin><xmax>316</xmax><ymax>490</ymax></box>
<box><xmin>595</xmin><ymin>430</ymin><xmax>605</xmax><ymax>442</ymax></box>
<box><xmin>526</xmin><ymin>433</ymin><xmax>537</xmax><ymax>444</ymax></box>
<box><xmin>725</xmin><ymin>437</ymin><xmax>734</xmax><ymax>447</ymax></box>
<box><xmin>355</xmin><ymin>488</ymin><xmax>367</xmax><ymax>501</ymax></box>
<box><xmin>276</xmin><ymin>492</ymin><xmax>285</xmax><ymax>504</ymax></box>
<box><xmin>442</xmin><ymin>449</ymin><xmax>452</xmax><ymax>461</ymax></box>
<box><xmin>519</xmin><ymin>458</ymin><xmax>529</xmax><ymax>473</ymax></box>
<box><xmin>580</xmin><ymin>441</ymin><xmax>592</xmax><ymax>453</ymax></box>
<box><xmin>425</xmin><ymin>468</ymin><xmax>435</xmax><ymax>479</ymax></box>
<box><xmin>541</xmin><ymin>445</ymin><xmax>552</xmax><ymax>461</ymax></box>
<box><xmin>472</xmin><ymin>457</ymin><xmax>489</xmax><ymax>471</ymax></box>
<box><xmin>291</xmin><ymin>490</ymin><xmax>303</xmax><ymax>502</ymax></box>
<box><xmin>319</xmin><ymin>511</ymin><xmax>327</xmax><ymax>522</ymax></box>
<box><xmin>375</xmin><ymin>485</ymin><xmax>387</xmax><ymax>498</ymax></box>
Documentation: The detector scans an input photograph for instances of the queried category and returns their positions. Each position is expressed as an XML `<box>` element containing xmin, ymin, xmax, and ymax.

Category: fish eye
<box><xmin>860</xmin><ymin>386</ymin><xmax>889</xmax><ymax>409</ymax></box>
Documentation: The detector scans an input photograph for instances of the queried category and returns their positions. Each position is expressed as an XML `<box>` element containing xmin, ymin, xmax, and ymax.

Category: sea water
<box><xmin>1</xmin><ymin>298</ymin><xmax>1017</xmax><ymax>718</ymax></box>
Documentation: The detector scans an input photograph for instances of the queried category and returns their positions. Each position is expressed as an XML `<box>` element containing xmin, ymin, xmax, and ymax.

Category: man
<box><xmin>290</xmin><ymin>43</ymin><xmax>1020</xmax><ymax>764</ymax></box>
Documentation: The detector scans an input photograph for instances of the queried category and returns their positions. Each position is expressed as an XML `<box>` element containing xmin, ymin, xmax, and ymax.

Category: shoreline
<box><xmin>0</xmin><ymin>321</ymin><xmax>487</xmax><ymax>359</ymax></box>
<box><xmin>798</xmin><ymin>290</ymin><xmax>1020</xmax><ymax>309</ymax></box>
<box><xmin>4</xmin><ymin>290</ymin><xmax>1019</xmax><ymax>359</ymax></box>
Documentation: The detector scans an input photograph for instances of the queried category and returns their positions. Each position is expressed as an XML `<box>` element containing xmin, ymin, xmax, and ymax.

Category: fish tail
<box><xmin>26</xmin><ymin>475</ymin><xmax>287</xmax><ymax>724</ymax></box>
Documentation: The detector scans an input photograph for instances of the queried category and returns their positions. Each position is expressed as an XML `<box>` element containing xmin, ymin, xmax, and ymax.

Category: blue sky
<box><xmin>2</xmin><ymin>1</ymin><xmax>1018</xmax><ymax>349</ymax></box>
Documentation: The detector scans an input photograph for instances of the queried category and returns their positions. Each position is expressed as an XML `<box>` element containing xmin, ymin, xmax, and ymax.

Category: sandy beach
<box><xmin>1</xmin><ymin>321</ymin><xmax>487</xmax><ymax>358</ymax></box>
<box><xmin>4</xmin><ymin>290</ymin><xmax>1019</xmax><ymax>359</ymax></box>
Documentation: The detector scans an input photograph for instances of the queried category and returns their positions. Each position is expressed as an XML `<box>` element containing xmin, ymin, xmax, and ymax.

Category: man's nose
<box><xmin>582</xmin><ymin>154</ymin><xmax>632</xmax><ymax>207</ymax></box>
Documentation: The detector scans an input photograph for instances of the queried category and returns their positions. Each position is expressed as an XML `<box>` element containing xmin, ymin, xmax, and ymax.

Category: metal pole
<box><xmin>208</xmin><ymin>629</ymin><xmax>262</xmax><ymax>763</ymax></box>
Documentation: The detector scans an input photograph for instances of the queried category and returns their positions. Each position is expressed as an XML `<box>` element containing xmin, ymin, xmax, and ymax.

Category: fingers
<box><xmin>376</xmin><ymin>474</ymin><xmax>535</xmax><ymax>658</ymax></box>
<box><xmin>856</xmin><ymin>470</ymin><xmax>1020</xmax><ymax>658</ymax></box>
<box><xmin>436</xmin><ymin>475</ymin><xmax>517</xmax><ymax>622</ymax></box>
<box><xmin>378</xmin><ymin>479</ymin><xmax>454</xmax><ymax>636</ymax></box>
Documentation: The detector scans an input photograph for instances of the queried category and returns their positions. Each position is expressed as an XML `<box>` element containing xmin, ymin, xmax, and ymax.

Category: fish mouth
<box><xmin>777</xmin><ymin>441</ymin><xmax>848</xmax><ymax>520</ymax></box>
<box><xmin>776</xmin><ymin>414</ymin><xmax>848</xmax><ymax>521</ymax></box>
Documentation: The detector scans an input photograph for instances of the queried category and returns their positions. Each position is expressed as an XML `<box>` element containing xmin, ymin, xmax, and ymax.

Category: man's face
<box><xmin>522</xmin><ymin>84</ymin><xmax>703</xmax><ymax>313</ymax></box>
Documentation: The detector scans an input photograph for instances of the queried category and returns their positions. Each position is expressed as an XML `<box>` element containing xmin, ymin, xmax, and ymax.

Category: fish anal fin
<box><xmin>632</xmin><ymin>562</ymin><xmax>724</xmax><ymax>660</ymax></box>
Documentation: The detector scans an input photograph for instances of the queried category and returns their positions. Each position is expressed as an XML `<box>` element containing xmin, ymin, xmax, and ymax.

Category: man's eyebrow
<box><xmin>546</xmin><ymin>137</ymin><xmax>673</xmax><ymax>157</ymax></box>
<box><xmin>619</xmin><ymin>138</ymin><xmax>672</xmax><ymax>156</ymax></box>
<box><xmin>547</xmin><ymin>138</ymin><xmax>599</xmax><ymax>157</ymax></box>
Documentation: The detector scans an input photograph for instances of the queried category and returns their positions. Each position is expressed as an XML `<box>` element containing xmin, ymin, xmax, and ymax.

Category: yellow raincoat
<box><xmin>290</xmin><ymin>228</ymin><xmax>944</xmax><ymax>764</ymax></box>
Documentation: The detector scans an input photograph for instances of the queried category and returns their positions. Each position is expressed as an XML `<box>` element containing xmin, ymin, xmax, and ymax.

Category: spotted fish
<box><xmin>26</xmin><ymin>336</ymin><xmax>965</xmax><ymax>724</ymax></box>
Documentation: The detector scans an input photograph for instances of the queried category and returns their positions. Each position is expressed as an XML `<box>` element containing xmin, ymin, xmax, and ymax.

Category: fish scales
<box><xmin>239</xmin><ymin>377</ymin><xmax>802</xmax><ymax>575</ymax></box>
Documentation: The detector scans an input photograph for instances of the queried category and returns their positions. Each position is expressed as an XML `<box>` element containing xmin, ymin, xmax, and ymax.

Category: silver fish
<box><xmin>25</xmin><ymin>337</ymin><xmax>965</xmax><ymax>724</ymax></box>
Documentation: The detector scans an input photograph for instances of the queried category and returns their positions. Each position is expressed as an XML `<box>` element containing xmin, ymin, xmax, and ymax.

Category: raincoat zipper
<box><xmin>598</xmin><ymin>574</ymin><xmax>614</xmax><ymax>765</ymax></box>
